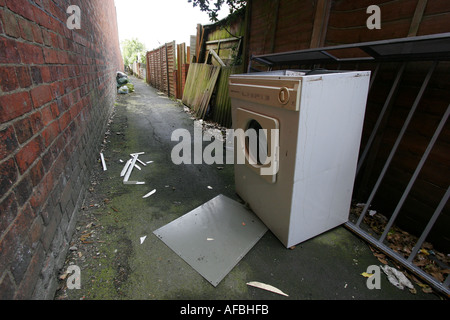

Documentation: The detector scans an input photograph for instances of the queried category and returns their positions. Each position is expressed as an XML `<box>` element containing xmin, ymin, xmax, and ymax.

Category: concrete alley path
<box><xmin>54</xmin><ymin>76</ymin><xmax>441</xmax><ymax>302</ymax></box>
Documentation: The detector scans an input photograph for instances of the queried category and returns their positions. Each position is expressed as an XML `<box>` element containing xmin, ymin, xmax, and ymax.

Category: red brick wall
<box><xmin>0</xmin><ymin>0</ymin><xmax>123</xmax><ymax>299</ymax></box>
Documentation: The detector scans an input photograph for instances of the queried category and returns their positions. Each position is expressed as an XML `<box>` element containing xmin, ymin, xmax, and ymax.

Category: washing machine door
<box><xmin>235</xmin><ymin>108</ymin><xmax>279</xmax><ymax>183</ymax></box>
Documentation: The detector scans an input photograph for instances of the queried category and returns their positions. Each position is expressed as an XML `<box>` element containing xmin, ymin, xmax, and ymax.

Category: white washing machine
<box><xmin>229</xmin><ymin>69</ymin><xmax>371</xmax><ymax>248</ymax></box>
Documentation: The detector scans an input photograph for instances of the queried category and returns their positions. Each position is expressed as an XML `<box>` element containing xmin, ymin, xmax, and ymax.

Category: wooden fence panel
<box><xmin>146</xmin><ymin>41</ymin><xmax>182</xmax><ymax>98</ymax></box>
<box><xmin>182</xmin><ymin>63</ymin><xmax>221</xmax><ymax>119</ymax></box>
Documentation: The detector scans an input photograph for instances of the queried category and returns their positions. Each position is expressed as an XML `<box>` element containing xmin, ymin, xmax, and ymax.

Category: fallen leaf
<box><xmin>409</xmin><ymin>287</ymin><xmax>417</xmax><ymax>294</ymax></box>
<box><xmin>422</xmin><ymin>286</ymin><xmax>433</xmax><ymax>294</ymax></box>
<box><xmin>80</xmin><ymin>233</ymin><xmax>92</xmax><ymax>241</ymax></box>
<box><xmin>373</xmin><ymin>252</ymin><xmax>388</xmax><ymax>265</ymax></box>
<box><xmin>361</xmin><ymin>272</ymin><xmax>374</xmax><ymax>278</ymax></box>
<box><xmin>59</xmin><ymin>272</ymin><xmax>69</xmax><ymax>280</ymax></box>
<box><xmin>246</xmin><ymin>281</ymin><xmax>289</xmax><ymax>297</ymax></box>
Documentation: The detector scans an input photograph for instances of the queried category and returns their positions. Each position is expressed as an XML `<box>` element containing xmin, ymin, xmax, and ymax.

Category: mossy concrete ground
<box><xmin>54</xmin><ymin>76</ymin><xmax>441</xmax><ymax>301</ymax></box>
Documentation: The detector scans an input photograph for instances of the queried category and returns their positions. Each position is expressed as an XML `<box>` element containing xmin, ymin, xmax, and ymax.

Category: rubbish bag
<box><xmin>117</xmin><ymin>76</ymin><xmax>129</xmax><ymax>85</ymax></box>
<box><xmin>116</xmin><ymin>71</ymin><xmax>129</xmax><ymax>87</ymax></box>
<box><xmin>117</xmin><ymin>71</ymin><xmax>127</xmax><ymax>79</ymax></box>
<box><xmin>118</xmin><ymin>85</ymin><xmax>129</xmax><ymax>94</ymax></box>
<box><xmin>125</xmin><ymin>83</ymin><xmax>134</xmax><ymax>93</ymax></box>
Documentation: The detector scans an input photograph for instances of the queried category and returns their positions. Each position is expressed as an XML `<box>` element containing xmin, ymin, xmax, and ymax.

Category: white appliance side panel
<box><xmin>288</xmin><ymin>71</ymin><xmax>370</xmax><ymax>247</ymax></box>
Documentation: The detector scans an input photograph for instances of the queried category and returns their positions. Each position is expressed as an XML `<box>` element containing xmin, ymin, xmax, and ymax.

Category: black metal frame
<box><xmin>248</xmin><ymin>32</ymin><xmax>450</xmax><ymax>72</ymax></box>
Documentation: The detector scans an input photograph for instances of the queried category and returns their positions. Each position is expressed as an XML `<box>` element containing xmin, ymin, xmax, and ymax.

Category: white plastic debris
<box><xmin>246</xmin><ymin>281</ymin><xmax>289</xmax><ymax>297</ymax></box>
<box><xmin>121</xmin><ymin>153</ymin><xmax>148</xmax><ymax>184</ymax></box>
<box><xmin>120</xmin><ymin>159</ymin><xmax>132</xmax><ymax>177</ymax></box>
<box><xmin>100</xmin><ymin>153</ymin><xmax>107</xmax><ymax>171</ymax></box>
<box><xmin>143</xmin><ymin>189</ymin><xmax>156</xmax><ymax>199</ymax></box>
<box><xmin>140</xmin><ymin>236</ymin><xmax>147</xmax><ymax>244</ymax></box>
<box><xmin>136</xmin><ymin>158</ymin><xmax>147</xmax><ymax>166</ymax></box>
<box><xmin>380</xmin><ymin>265</ymin><xmax>414</xmax><ymax>290</ymax></box>
<box><xmin>123</xmin><ymin>154</ymin><xmax>139</xmax><ymax>182</ymax></box>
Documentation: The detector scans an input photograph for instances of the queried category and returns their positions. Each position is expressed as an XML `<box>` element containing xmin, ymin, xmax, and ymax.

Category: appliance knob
<box><xmin>278</xmin><ymin>87</ymin><xmax>290</xmax><ymax>105</ymax></box>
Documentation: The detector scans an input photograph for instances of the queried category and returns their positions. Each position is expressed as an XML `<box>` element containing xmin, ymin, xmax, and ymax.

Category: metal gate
<box><xmin>248</xmin><ymin>33</ymin><xmax>450</xmax><ymax>296</ymax></box>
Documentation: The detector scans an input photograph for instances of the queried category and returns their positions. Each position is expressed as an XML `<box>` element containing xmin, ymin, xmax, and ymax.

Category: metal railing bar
<box><xmin>445</xmin><ymin>273</ymin><xmax>450</xmax><ymax>287</ymax></box>
<box><xmin>355</xmin><ymin>62</ymin><xmax>406</xmax><ymax>178</ymax></box>
<box><xmin>376</xmin><ymin>61</ymin><xmax>439</xmax><ymax>242</ymax></box>
<box><xmin>380</xmin><ymin>99</ymin><xmax>449</xmax><ymax>246</ymax></box>
<box><xmin>335</xmin><ymin>57</ymin><xmax>375</xmax><ymax>62</ymax></box>
<box><xmin>355</xmin><ymin>63</ymin><xmax>407</xmax><ymax>226</ymax></box>
<box><xmin>368</xmin><ymin>63</ymin><xmax>380</xmax><ymax>92</ymax></box>
<box><xmin>408</xmin><ymin>186</ymin><xmax>450</xmax><ymax>263</ymax></box>
<box><xmin>320</xmin><ymin>50</ymin><xmax>339</xmax><ymax>60</ymax></box>
<box><xmin>345</xmin><ymin>221</ymin><xmax>450</xmax><ymax>295</ymax></box>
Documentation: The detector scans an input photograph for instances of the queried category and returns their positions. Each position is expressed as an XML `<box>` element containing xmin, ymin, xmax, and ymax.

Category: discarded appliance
<box><xmin>229</xmin><ymin>69</ymin><xmax>371</xmax><ymax>248</ymax></box>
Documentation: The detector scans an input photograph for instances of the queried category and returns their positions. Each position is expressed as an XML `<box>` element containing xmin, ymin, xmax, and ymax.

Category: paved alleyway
<box><xmin>54</xmin><ymin>76</ymin><xmax>441</xmax><ymax>303</ymax></box>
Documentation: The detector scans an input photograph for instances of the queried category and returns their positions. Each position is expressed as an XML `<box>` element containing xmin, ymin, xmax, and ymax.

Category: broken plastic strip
<box><xmin>123</xmin><ymin>154</ymin><xmax>139</xmax><ymax>183</ymax></box>
<box><xmin>120</xmin><ymin>159</ymin><xmax>132</xmax><ymax>177</ymax></box>
<box><xmin>143</xmin><ymin>189</ymin><xmax>156</xmax><ymax>198</ymax></box>
<box><xmin>100</xmin><ymin>153</ymin><xmax>107</xmax><ymax>171</ymax></box>
<box><xmin>136</xmin><ymin>158</ymin><xmax>147</xmax><ymax>166</ymax></box>
<box><xmin>124</xmin><ymin>181</ymin><xmax>145</xmax><ymax>185</ymax></box>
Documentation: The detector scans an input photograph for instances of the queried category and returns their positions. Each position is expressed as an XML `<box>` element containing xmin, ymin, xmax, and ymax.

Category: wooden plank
<box><xmin>310</xmin><ymin>0</ymin><xmax>331</xmax><ymax>48</ymax></box>
<box><xmin>198</xmin><ymin>66</ymin><xmax>220</xmax><ymax>119</ymax></box>
<box><xmin>408</xmin><ymin>0</ymin><xmax>428</xmax><ymax>36</ymax></box>
<box><xmin>268</xmin><ymin>0</ymin><xmax>280</xmax><ymax>53</ymax></box>
<box><xmin>209</xmin><ymin>49</ymin><xmax>226</xmax><ymax>67</ymax></box>
<box><xmin>182</xmin><ymin>63</ymin><xmax>221</xmax><ymax>119</ymax></box>
<box><xmin>167</xmin><ymin>41</ymin><xmax>176</xmax><ymax>97</ymax></box>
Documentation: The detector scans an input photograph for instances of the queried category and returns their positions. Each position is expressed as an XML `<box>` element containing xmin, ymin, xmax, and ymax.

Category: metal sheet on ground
<box><xmin>153</xmin><ymin>194</ymin><xmax>268</xmax><ymax>287</ymax></box>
